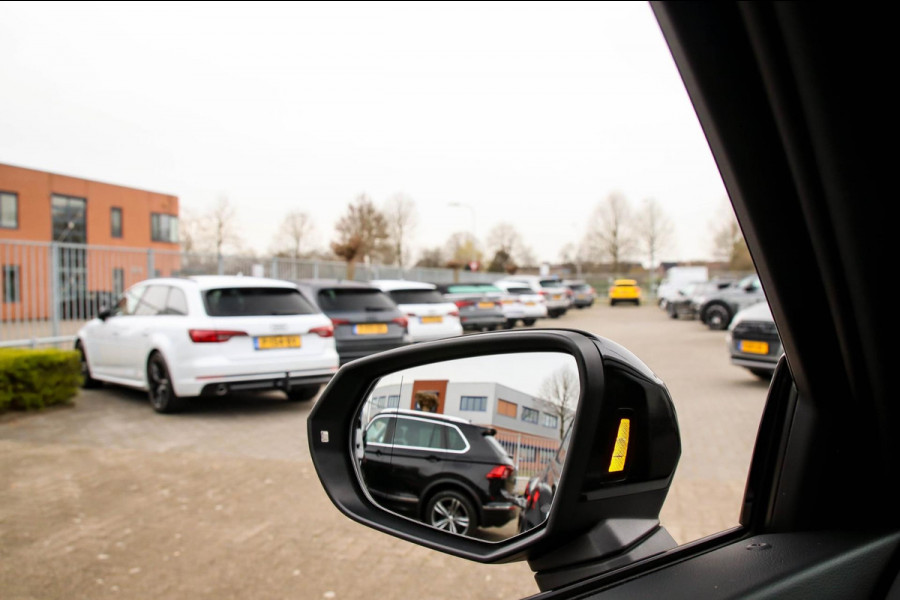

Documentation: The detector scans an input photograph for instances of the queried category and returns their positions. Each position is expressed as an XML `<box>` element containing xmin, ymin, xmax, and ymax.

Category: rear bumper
<box><xmin>459</xmin><ymin>315</ymin><xmax>506</xmax><ymax>330</ymax></box>
<box><xmin>481</xmin><ymin>501</ymin><xmax>520</xmax><ymax>527</ymax></box>
<box><xmin>198</xmin><ymin>371</ymin><xmax>335</xmax><ymax>396</ymax></box>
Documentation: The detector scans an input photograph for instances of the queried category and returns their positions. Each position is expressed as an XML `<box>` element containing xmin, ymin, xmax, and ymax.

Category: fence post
<box><xmin>147</xmin><ymin>248</ymin><xmax>155</xmax><ymax>278</ymax></box>
<box><xmin>217</xmin><ymin>254</ymin><xmax>225</xmax><ymax>275</ymax></box>
<box><xmin>270</xmin><ymin>257</ymin><xmax>278</xmax><ymax>279</ymax></box>
<box><xmin>50</xmin><ymin>242</ymin><xmax>61</xmax><ymax>338</ymax></box>
<box><xmin>515</xmin><ymin>434</ymin><xmax>522</xmax><ymax>470</ymax></box>
<box><xmin>313</xmin><ymin>260</ymin><xmax>319</xmax><ymax>280</ymax></box>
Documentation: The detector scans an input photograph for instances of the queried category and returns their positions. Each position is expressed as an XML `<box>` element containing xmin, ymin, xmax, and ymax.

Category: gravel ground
<box><xmin>1</xmin><ymin>302</ymin><xmax>769</xmax><ymax>599</ymax></box>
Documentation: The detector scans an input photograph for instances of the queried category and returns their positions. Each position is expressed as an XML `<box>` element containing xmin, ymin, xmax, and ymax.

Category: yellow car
<box><xmin>609</xmin><ymin>279</ymin><xmax>642</xmax><ymax>306</ymax></box>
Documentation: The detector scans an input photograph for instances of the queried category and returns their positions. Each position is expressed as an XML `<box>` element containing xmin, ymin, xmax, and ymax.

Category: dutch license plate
<box><xmin>740</xmin><ymin>340</ymin><xmax>769</xmax><ymax>354</ymax></box>
<box><xmin>552</xmin><ymin>294</ymin><xmax>562</xmax><ymax>300</ymax></box>
<box><xmin>525</xmin><ymin>301</ymin><xmax>536</xmax><ymax>306</ymax></box>
<box><xmin>478</xmin><ymin>302</ymin><xmax>494</xmax><ymax>309</ymax></box>
<box><xmin>355</xmin><ymin>323</ymin><xmax>388</xmax><ymax>335</ymax></box>
<box><xmin>421</xmin><ymin>316</ymin><xmax>443</xmax><ymax>324</ymax></box>
<box><xmin>576</xmin><ymin>294</ymin><xmax>586</xmax><ymax>299</ymax></box>
<box><xmin>255</xmin><ymin>335</ymin><xmax>301</xmax><ymax>350</ymax></box>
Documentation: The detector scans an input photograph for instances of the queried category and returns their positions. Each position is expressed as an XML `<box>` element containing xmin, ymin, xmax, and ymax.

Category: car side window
<box><xmin>446</xmin><ymin>427</ymin><xmax>467</xmax><ymax>451</ymax></box>
<box><xmin>393</xmin><ymin>418</ymin><xmax>442</xmax><ymax>449</ymax></box>
<box><xmin>133</xmin><ymin>285</ymin><xmax>169</xmax><ymax>316</ymax></box>
<box><xmin>164</xmin><ymin>287</ymin><xmax>188</xmax><ymax>316</ymax></box>
<box><xmin>117</xmin><ymin>285</ymin><xmax>147</xmax><ymax>316</ymax></box>
<box><xmin>366</xmin><ymin>417</ymin><xmax>393</xmax><ymax>445</ymax></box>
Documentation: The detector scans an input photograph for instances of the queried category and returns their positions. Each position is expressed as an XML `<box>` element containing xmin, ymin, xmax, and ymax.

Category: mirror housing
<box><xmin>308</xmin><ymin>329</ymin><xmax>680</xmax><ymax>585</ymax></box>
<box><xmin>98</xmin><ymin>307</ymin><xmax>113</xmax><ymax>321</ymax></box>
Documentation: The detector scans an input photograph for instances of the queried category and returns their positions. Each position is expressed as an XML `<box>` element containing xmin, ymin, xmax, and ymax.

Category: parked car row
<box><xmin>656</xmin><ymin>272</ymin><xmax>783</xmax><ymax>379</ymax></box>
<box><xmin>76</xmin><ymin>274</ymin><xmax>597</xmax><ymax>413</ymax></box>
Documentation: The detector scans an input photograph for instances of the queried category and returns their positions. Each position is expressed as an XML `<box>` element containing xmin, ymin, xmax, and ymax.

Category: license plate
<box><xmin>355</xmin><ymin>323</ymin><xmax>388</xmax><ymax>335</ymax></box>
<box><xmin>740</xmin><ymin>340</ymin><xmax>769</xmax><ymax>354</ymax></box>
<box><xmin>477</xmin><ymin>302</ymin><xmax>494</xmax><ymax>309</ymax></box>
<box><xmin>576</xmin><ymin>294</ymin><xmax>586</xmax><ymax>299</ymax></box>
<box><xmin>421</xmin><ymin>316</ymin><xmax>443</xmax><ymax>324</ymax></box>
<box><xmin>552</xmin><ymin>294</ymin><xmax>562</xmax><ymax>300</ymax></box>
<box><xmin>525</xmin><ymin>301</ymin><xmax>535</xmax><ymax>306</ymax></box>
<box><xmin>255</xmin><ymin>335</ymin><xmax>301</xmax><ymax>350</ymax></box>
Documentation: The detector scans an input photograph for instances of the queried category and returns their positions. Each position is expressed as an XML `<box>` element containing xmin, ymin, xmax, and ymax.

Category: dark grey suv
<box><xmin>693</xmin><ymin>274</ymin><xmax>766</xmax><ymax>330</ymax></box>
<box><xmin>295</xmin><ymin>280</ymin><xmax>411</xmax><ymax>365</ymax></box>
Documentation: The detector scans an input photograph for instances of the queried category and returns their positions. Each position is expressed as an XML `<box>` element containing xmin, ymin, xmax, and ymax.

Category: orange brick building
<box><xmin>1</xmin><ymin>163</ymin><xmax>181</xmax><ymax>320</ymax></box>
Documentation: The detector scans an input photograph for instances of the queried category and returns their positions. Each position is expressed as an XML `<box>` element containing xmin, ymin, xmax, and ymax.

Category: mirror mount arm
<box><xmin>530</xmin><ymin>520</ymin><xmax>676</xmax><ymax>592</ymax></box>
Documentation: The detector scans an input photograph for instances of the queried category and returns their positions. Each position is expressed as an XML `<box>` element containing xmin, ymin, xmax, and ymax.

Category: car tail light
<box><xmin>448</xmin><ymin>310</ymin><xmax>460</xmax><ymax>317</ymax></box>
<box><xmin>309</xmin><ymin>325</ymin><xmax>334</xmax><ymax>338</ymax></box>
<box><xmin>392</xmin><ymin>317</ymin><xmax>409</xmax><ymax>328</ymax></box>
<box><xmin>539</xmin><ymin>290</ymin><xmax>548</xmax><ymax>297</ymax></box>
<box><xmin>486</xmin><ymin>465</ymin><xmax>513</xmax><ymax>479</ymax></box>
<box><xmin>455</xmin><ymin>300</ymin><xmax>474</xmax><ymax>308</ymax></box>
<box><xmin>188</xmin><ymin>329</ymin><xmax>248</xmax><ymax>343</ymax></box>
<box><xmin>330</xmin><ymin>318</ymin><xmax>350</xmax><ymax>326</ymax></box>
<box><xmin>529</xmin><ymin>488</ymin><xmax>541</xmax><ymax>509</ymax></box>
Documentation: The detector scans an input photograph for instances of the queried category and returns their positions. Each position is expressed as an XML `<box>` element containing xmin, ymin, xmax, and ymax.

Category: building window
<box><xmin>3</xmin><ymin>265</ymin><xmax>20</xmax><ymax>303</ymax></box>
<box><xmin>460</xmin><ymin>395</ymin><xmax>487</xmax><ymax>411</ymax></box>
<box><xmin>497</xmin><ymin>399</ymin><xmax>517</xmax><ymax>418</ymax></box>
<box><xmin>522</xmin><ymin>407</ymin><xmax>539</xmax><ymax>424</ymax></box>
<box><xmin>0</xmin><ymin>192</ymin><xmax>17</xmax><ymax>229</ymax></box>
<box><xmin>541</xmin><ymin>413</ymin><xmax>559</xmax><ymax>429</ymax></box>
<box><xmin>151</xmin><ymin>213</ymin><xmax>179</xmax><ymax>243</ymax></box>
<box><xmin>112</xmin><ymin>268</ymin><xmax>125</xmax><ymax>296</ymax></box>
<box><xmin>386</xmin><ymin>395</ymin><xmax>400</xmax><ymax>408</ymax></box>
<box><xmin>110</xmin><ymin>207</ymin><xmax>123</xmax><ymax>238</ymax></box>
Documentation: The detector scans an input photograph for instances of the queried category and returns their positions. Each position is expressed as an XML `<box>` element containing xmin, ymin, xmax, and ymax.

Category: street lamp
<box><xmin>448</xmin><ymin>202</ymin><xmax>477</xmax><ymax>268</ymax></box>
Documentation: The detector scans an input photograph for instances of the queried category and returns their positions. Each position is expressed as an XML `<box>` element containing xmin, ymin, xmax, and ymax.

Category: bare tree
<box><xmin>273</xmin><ymin>210</ymin><xmax>315</xmax><ymax>258</ymax></box>
<box><xmin>444</xmin><ymin>231</ymin><xmax>482</xmax><ymax>266</ymax></box>
<box><xmin>179</xmin><ymin>208</ymin><xmax>204</xmax><ymax>254</ymax></box>
<box><xmin>538</xmin><ymin>366</ymin><xmax>580</xmax><ymax>440</ymax></box>
<box><xmin>485</xmin><ymin>222</ymin><xmax>533</xmax><ymax>273</ymax></box>
<box><xmin>207</xmin><ymin>196</ymin><xmax>244</xmax><ymax>260</ymax></box>
<box><xmin>332</xmin><ymin>194</ymin><xmax>389</xmax><ymax>278</ymax></box>
<box><xmin>583</xmin><ymin>192</ymin><xmax>635</xmax><ymax>275</ymax></box>
<box><xmin>415</xmin><ymin>247</ymin><xmax>445</xmax><ymax>268</ymax></box>
<box><xmin>331</xmin><ymin>235</ymin><xmax>363</xmax><ymax>280</ymax></box>
<box><xmin>710</xmin><ymin>201</ymin><xmax>753</xmax><ymax>270</ymax></box>
<box><xmin>382</xmin><ymin>193</ymin><xmax>418</xmax><ymax>269</ymax></box>
<box><xmin>635</xmin><ymin>198</ymin><xmax>675</xmax><ymax>285</ymax></box>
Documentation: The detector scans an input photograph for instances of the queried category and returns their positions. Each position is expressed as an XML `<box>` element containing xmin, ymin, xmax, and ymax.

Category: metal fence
<box><xmin>494</xmin><ymin>430</ymin><xmax>559</xmax><ymax>479</ymax></box>
<box><xmin>0</xmin><ymin>240</ymin><xmax>497</xmax><ymax>348</ymax></box>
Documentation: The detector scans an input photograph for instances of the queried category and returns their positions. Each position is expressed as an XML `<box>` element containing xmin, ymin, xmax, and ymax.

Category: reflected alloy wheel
<box><xmin>426</xmin><ymin>491</ymin><xmax>478</xmax><ymax>536</ymax></box>
<box><xmin>147</xmin><ymin>353</ymin><xmax>183</xmax><ymax>413</ymax></box>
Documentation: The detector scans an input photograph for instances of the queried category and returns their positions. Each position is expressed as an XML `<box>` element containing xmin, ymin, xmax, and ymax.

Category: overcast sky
<box><xmin>0</xmin><ymin>1</ymin><xmax>729</xmax><ymax>265</ymax></box>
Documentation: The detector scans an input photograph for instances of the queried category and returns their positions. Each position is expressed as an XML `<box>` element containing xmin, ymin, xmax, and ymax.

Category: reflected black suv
<box><xmin>361</xmin><ymin>409</ymin><xmax>518</xmax><ymax>536</ymax></box>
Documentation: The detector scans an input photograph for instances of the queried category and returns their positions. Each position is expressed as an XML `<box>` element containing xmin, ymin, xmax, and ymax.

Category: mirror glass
<box><xmin>354</xmin><ymin>351</ymin><xmax>580</xmax><ymax>541</ymax></box>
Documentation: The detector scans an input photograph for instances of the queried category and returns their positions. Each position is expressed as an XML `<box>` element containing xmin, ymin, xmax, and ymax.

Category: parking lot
<box><xmin>1</xmin><ymin>302</ymin><xmax>769</xmax><ymax>600</ymax></box>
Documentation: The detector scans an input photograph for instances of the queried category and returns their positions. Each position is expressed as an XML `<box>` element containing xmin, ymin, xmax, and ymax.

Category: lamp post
<box><xmin>448</xmin><ymin>201</ymin><xmax>477</xmax><ymax>269</ymax></box>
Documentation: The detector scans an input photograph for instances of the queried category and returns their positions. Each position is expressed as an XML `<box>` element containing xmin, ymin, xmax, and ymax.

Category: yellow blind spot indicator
<box><xmin>608</xmin><ymin>419</ymin><xmax>630</xmax><ymax>473</ymax></box>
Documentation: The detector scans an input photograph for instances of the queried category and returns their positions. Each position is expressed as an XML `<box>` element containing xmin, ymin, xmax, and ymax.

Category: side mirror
<box><xmin>98</xmin><ymin>307</ymin><xmax>113</xmax><ymax>321</ymax></box>
<box><xmin>308</xmin><ymin>330</ymin><xmax>681</xmax><ymax>590</ymax></box>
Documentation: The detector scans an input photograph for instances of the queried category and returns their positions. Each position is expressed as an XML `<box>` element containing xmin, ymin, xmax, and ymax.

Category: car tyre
<box><xmin>425</xmin><ymin>490</ymin><xmax>478</xmax><ymax>536</ymax></box>
<box><xmin>704</xmin><ymin>303</ymin><xmax>732</xmax><ymax>330</ymax></box>
<box><xmin>522</xmin><ymin>318</ymin><xmax>536</xmax><ymax>326</ymax></box>
<box><xmin>503</xmin><ymin>320</ymin><xmax>516</xmax><ymax>329</ymax></box>
<box><xmin>287</xmin><ymin>385</ymin><xmax>320</xmax><ymax>402</ymax></box>
<box><xmin>749</xmin><ymin>368</ymin><xmax>773</xmax><ymax>380</ymax></box>
<box><xmin>147</xmin><ymin>352</ymin><xmax>185</xmax><ymax>413</ymax></box>
<box><xmin>76</xmin><ymin>342</ymin><xmax>102</xmax><ymax>389</ymax></box>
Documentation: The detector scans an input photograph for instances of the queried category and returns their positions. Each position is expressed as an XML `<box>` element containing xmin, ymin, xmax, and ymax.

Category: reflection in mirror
<box><xmin>354</xmin><ymin>352</ymin><xmax>580</xmax><ymax>541</ymax></box>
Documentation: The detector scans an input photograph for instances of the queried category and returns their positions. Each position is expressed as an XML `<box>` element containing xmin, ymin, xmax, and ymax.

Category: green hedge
<box><xmin>0</xmin><ymin>348</ymin><xmax>81</xmax><ymax>412</ymax></box>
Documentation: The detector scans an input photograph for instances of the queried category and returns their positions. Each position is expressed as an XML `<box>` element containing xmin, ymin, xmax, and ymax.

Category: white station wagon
<box><xmin>75</xmin><ymin>276</ymin><xmax>340</xmax><ymax>412</ymax></box>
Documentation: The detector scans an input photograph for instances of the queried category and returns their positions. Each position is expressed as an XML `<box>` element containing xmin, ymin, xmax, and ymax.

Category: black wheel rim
<box><xmin>148</xmin><ymin>357</ymin><xmax>170</xmax><ymax>409</ymax></box>
<box><xmin>431</xmin><ymin>497</ymin><xmax>470</xmax><ymax>534</ymax></box>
